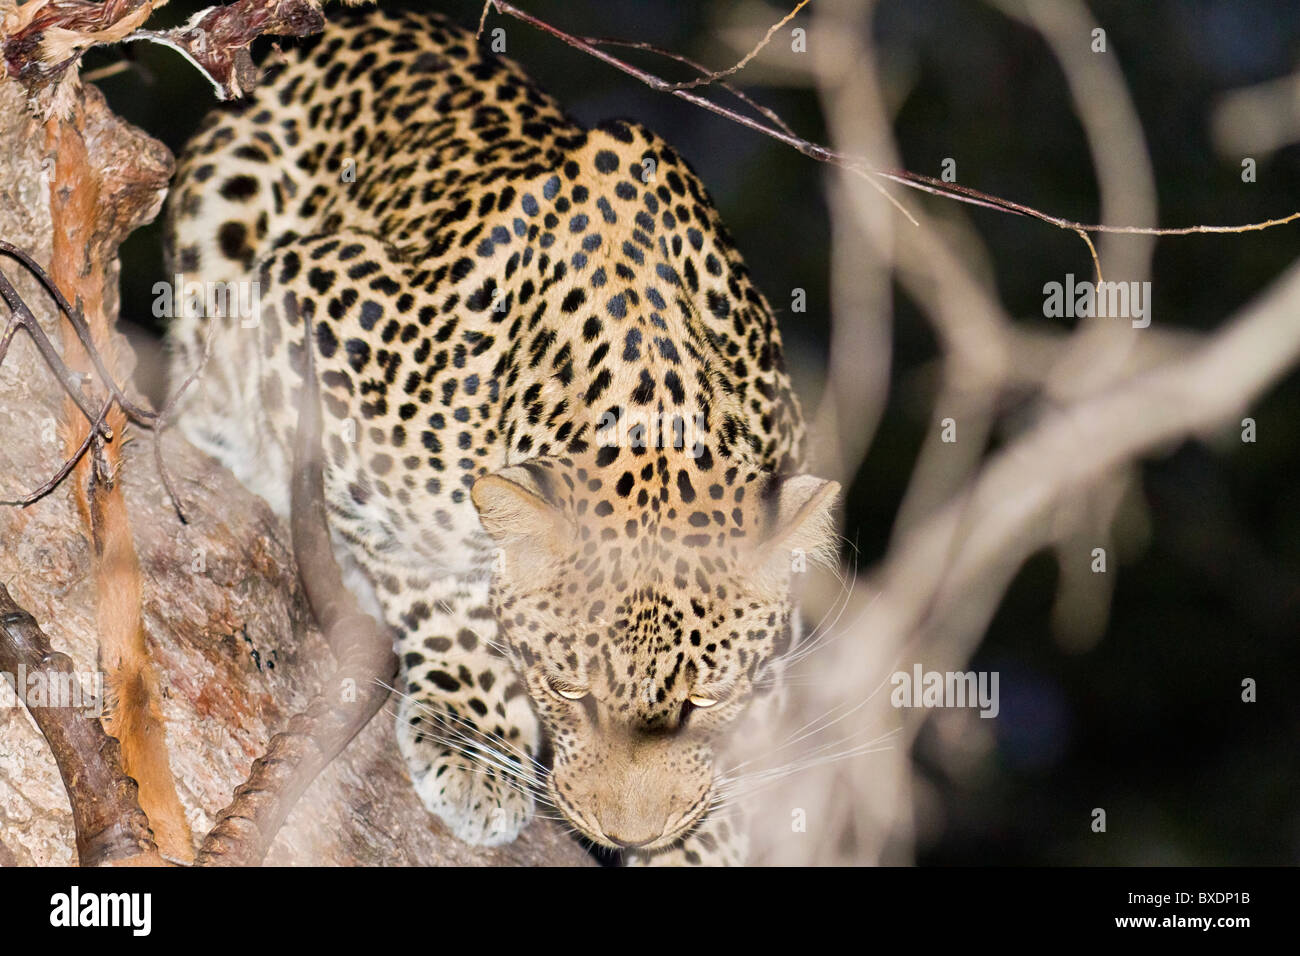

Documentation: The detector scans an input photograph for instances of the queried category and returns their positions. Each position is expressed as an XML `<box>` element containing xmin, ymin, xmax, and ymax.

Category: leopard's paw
<box><xmin>397</xmin><ymin>701</ymin><xmax>536</xmax><ymax>846</ymax></box>
<box><xmin>411</xmin><ymin>751</ymin><xmax>534</xmax><ymax>846</ymax></box>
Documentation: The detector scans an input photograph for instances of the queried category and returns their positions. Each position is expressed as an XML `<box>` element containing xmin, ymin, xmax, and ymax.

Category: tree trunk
<box><xmin>0</xmin><ymin>74</ymin><xmax>591</xmax><ymax>867</ymax></box>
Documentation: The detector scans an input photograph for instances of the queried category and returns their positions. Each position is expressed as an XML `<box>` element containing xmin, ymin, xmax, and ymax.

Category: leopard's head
<box><xmin>472</xmin><ymin>450</ymin><xmax>837</xmax><ymax>849</ymax></box>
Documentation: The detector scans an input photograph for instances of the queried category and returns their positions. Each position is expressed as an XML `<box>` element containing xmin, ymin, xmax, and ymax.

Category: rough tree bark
<box><xmin>0</xmin><ymin>71</ymin><xmax>591</xmax><ymax>867</ymax></box>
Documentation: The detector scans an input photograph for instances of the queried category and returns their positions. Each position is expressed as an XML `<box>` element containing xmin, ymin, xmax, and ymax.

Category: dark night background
<box><xmin>85</xmin><ymin>0</ymin><xmax>1300</xmax><ymax>864</ymax></box>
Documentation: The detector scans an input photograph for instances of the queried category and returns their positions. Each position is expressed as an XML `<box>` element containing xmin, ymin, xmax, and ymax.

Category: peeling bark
<box><xmin>45</xmin><ymin>80</ymin><xmax>192</xmax><ymax>862</ymax></box>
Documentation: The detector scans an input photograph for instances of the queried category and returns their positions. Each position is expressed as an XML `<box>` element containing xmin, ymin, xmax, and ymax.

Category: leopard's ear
<box><xmin>471</xmin><ymin>462</ymin><xmax>573</xmax><ymax>569</ymax></box>
<box><xmin>751</xmin><ymin>475</ymin><xmax>840</xmax><ymax>582</ymax></box>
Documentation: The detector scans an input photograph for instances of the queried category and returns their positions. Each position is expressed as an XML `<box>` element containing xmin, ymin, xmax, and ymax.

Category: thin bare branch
<box><xmin>660</xmin><ymin>0</ymin><xmax>810</xmax><ymax>91</ymax></box>
<box><xmin>479</xmin><ymin>1</ymin><xmax>1299</xmax><ymax>245</ymax></box>
<box><xmin>0</xmin><ymin>241</ymin><xmax>202</xmax><ymax>517</ymax></box>
<box><xmin>590</xmin><ymin>37</ymin><xmax>799</xmax><ymax>139</ymax></box>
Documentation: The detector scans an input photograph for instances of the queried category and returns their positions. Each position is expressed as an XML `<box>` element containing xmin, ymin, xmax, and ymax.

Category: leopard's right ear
<box><xmin>746</xmin><ymin>475</ymin><xmax>840</xmax><ymax>592</ymax></box>
<box><xmin>471</xmin><ymin>462</ymin><xmax>573</xmax><ymax>569</ymax></box>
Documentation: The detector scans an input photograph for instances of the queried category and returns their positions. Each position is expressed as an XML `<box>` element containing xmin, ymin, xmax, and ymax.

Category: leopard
<box><xmin>164</xmin><ymin>5</ymin><xmax>838</xmax><ymax>865</ymax></box>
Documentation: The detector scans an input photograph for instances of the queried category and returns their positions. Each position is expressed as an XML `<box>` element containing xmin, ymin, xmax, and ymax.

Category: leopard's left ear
<box><xmin>752</xmin><ymin>475</ymin><xmax>840</xmax><ymax>578</ymax></box>
<box><xmin>471</xmin><ymin>462</ymin><xmax>573</xmax><ymax>570</ymax></box>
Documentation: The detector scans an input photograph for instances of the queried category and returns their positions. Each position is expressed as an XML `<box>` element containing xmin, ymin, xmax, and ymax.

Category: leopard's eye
<box><xmin>545</xmin><ymin>675</ymin><xmax>590</xmax><ymax>701</ymax></box>
<box><xmin>679</xmin><ymin>693</ymin><xmax>720</xmax><ymax>727</ymax></box>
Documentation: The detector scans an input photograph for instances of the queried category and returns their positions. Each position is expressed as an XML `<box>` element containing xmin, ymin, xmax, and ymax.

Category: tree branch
<box><xmin>0</xmin><ymin>583</ymin><xmax>163</xmax><ymax>867</ymax></box>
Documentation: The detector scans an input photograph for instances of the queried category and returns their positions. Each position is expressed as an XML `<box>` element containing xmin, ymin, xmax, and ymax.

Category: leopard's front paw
<box><xmin>397</xmin><ymin>700</ymin><xmax>537</xmax><ymax>846</ymax></box>
<box><xmin>412</xmin><ymin>751</ymin><xmax>534</xmax><ymax>846</ymax></box>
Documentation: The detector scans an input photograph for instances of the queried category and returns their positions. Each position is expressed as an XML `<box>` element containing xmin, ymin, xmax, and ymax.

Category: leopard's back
<box><xmin>166</xmin><ymin>6</ymin><xmax>806</xmax><ymax>578</ymax></box>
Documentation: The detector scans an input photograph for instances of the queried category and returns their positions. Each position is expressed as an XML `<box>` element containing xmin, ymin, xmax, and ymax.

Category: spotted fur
<box><xmin>166</xmin><ymin>7</ymin><xmax>837</xmax><ymax>863</ymax></box>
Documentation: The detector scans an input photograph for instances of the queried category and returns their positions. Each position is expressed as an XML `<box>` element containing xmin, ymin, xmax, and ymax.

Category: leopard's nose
<box><xmin>602</xmin><ymin>827</ymin><xmax>662</xmax><ymax>849</ymax></box>
<box><xmin>596</xmin><ymin>799</ymin><xmax>666</xmax><ymax>848</ymax></box>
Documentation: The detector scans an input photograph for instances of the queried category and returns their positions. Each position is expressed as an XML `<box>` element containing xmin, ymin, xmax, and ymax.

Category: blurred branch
<box><xmin>984</xmin><ymin>0</ymin><xmax>1159</xmax><ymax>649</ymax></box>
<box><xmin>807</xmin><ymin>0</ymin><xmax>894</xmax><ymax>485</ymax></box>
<box><xmin>882</xmin><ymin>251</ymin><xmax>1300</xmax><ymax>669</ymax></box>
<box><xmin>1212</xmin><ymin>67</ymin><xmax>1300</xmax><ymax>159</ymax></box>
